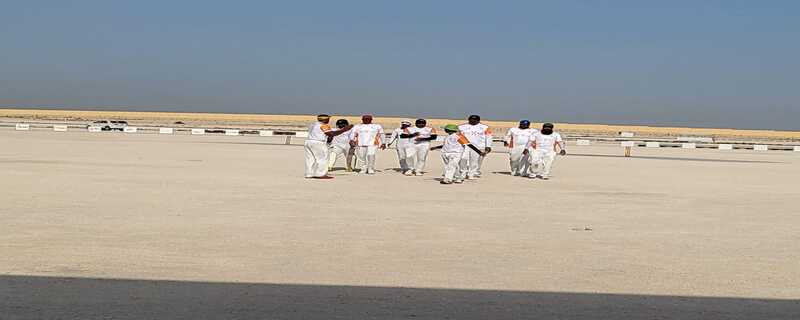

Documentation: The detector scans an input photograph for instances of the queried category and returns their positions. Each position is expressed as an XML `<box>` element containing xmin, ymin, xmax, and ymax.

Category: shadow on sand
<box><xmin>2</xmin><ymin>275</ymin><xmax>797</xmax><ymax>319</ymax></box>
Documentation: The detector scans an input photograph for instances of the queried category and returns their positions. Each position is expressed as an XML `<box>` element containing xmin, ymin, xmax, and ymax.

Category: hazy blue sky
<box><xmin>1</xmin><ymin>1</ymin><xmax>798</xmax><ymax>129</ymax></box>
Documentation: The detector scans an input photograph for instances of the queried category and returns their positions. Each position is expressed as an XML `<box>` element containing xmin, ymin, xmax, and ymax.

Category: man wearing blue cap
<box><xmin>504</xmin><ymin>120</ymin><xmax>537</xmax><ymax>176</ymax></box>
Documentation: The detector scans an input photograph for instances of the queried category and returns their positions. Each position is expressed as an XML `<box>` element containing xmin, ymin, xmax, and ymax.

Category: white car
<box><xmin>88</xmin><ymin>120</ymin><xmax>128</xmax><ymax>131</ymax></box>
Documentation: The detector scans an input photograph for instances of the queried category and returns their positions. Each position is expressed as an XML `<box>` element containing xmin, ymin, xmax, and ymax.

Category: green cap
<box><xmin>444</xmin><ymin>124</ymin><xmax>459</xmax><ymax>132</ymax></box>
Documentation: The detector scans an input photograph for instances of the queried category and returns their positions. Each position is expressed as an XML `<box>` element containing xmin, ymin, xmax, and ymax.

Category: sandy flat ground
<box><xmin>1</xmin><ymin>129</ymin><xmax>799</xmax><ymax>319</ymax></box>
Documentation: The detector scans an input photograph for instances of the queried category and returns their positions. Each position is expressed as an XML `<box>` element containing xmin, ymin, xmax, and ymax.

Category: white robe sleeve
<box><xmin>556</xmin><ymin>133</ymin><xmax>565</xmax><ymax>151</ymax></box>
<box><xmin>387</xmin><ymin>129</ymin><xmax>399</xmax><ymax>146</ymax></box>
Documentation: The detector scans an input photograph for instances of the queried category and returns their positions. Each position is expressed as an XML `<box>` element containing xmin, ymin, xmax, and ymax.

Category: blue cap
<box><xmin>519</xmin><ymin>120</ymin><xmax>531</xmax><ymax>126</ymax></box>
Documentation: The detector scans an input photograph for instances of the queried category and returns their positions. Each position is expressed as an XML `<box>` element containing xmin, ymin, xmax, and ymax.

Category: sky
<box><xmin>1</xmin><ymin>1</ymin><xmax>798</xmax><ymax>130</ymax></box>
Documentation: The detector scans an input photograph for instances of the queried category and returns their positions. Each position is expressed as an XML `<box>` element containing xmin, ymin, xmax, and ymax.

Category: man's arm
<box><xmin>484</xmin><ymin>127</ymin><xmax>493</xmax><ymax>153</ymax></box>
<box><xmin>387</xmin><ymin>130</ymin><xmax>399</xmax><ymax>146</ymax></box>
<box><xmin>349</xmin><ymin>130</ymin><xmax>358</xmax><ymax>147</ymax></box>
<box><xmin>416</xmin><ymin>128</ymin><xmax>438</xmax><ymax>142</ymax></box>
<box><xmin>417</xmin><ymin>135</ymin><xmax>437</xmax><ymax>141</ymax></box>
<box><xmin>429</xmin><ymin>145</ymin><xmax>443</xmax><ymax>151</ymax></box>
<box><xmin>468</xmin><ymin>143</ymin><xmax>487</xmax><ymax>156</ymax></box>
<box><xmin>416</xmin><ymin>134</ymin><xmax>437</xmax><ymax>142</ymax></box>
<box><xmin>523</xmin><ymin>140</ymin><xmax>535</xmax><ymax>155</ymax></box>
<box><xmin>325</xmin><ymin>125</ymin><xmax>354</xmax><ymax>137</ymax></box>
<box><xmin>378</xmin><ymin>127</ymin><xmax>386</xmax><ymax>149</ymax></box>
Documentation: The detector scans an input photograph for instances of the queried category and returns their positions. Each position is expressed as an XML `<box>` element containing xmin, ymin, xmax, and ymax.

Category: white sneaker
<box><xmin>367</xmin><ymin>169</ymin><xmax>376</xmax><ymax>174</ymax></box>
<box><xmin>454</xmin><ymin>179</ymin><xmax>464</xmax><ymax>184</ymax></box>
<box><xmin>403</xmin><ymin>171</ymin><xmax>413</xmax><ymax>176</ymax></box>
<box><xmin>414</xmin><ymin>172</ymin><xmax>423</xmax><ymax>176</ymax></box>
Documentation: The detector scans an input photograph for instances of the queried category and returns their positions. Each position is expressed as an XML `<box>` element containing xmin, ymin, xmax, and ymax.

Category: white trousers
<box><xmin>509</xmin><ymin>146</ymin><xmax>530</xmax><ymax>176</ymax></box>
<box><xmin>396</xmin><ymin>145</ymin><xmax>411</xmax><ymax>172</ymax></box>
<box><xmin>328</xmin><ymin>144</ymin><xmax>352</xmax><ymax>169</ymax></box>
<box><xmin>530</xmin><ymin>149</ymin><xmax>556</xmax><ymax>177</ymax></box>
<box><xmin>304</xmin><ymin>140</ymin><xmax>329</xmax><ymax>178</ymax></box>
<box><xmin>442</xmin><ymin>153</ymin><xmax>463</xmax><ymax>182</ymax></box>
<box><xmin>460</xmin><ymin>147</ymin><xmax>484</xmax><ymax>178</ymax></box>
<box><xmin>356</xmin><ymin>145</ymin><xmax>378</xmax><ymax>173</ymax></box>
<box><xmin>403</xmin><ymin>144</ymin><xmax>430</xmax><ymax>173</ymax></box>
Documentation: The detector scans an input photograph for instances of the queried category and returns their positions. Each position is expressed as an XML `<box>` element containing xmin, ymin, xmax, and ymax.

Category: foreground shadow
<box><xmin>2</xmin><ymin>275</ymin><xmax>797</xmax><ymax>319</ymax></box>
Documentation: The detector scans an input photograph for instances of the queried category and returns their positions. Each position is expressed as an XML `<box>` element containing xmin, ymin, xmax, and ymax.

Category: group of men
<box><xmin>303</xmin><ymin>114</ymin><xmax>566</xmax><ymax>183</ymax></box>
<box><xmin>503</xmin><ymin>120</ymin><xmax>567</xmax><ymax>179</ymax></box>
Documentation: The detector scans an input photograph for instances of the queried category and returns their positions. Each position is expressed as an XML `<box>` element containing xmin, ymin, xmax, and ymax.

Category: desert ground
<box><xmin>1</xmin><ymin>129</ymin><xmax>799</xmax><ymax>319</ymax></box>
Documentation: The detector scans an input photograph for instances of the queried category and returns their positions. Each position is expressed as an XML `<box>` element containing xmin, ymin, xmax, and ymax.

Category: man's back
<box><xmin>458</xmin><ymin>123</ymin><xmax>492</xmax><ymax>148</ymax></box>
<box><xmin>353</xmin><ymin>124</ymin><xmax>384</xmax><ymax>146</ymax></box>
<box><xmin>532</xmin><ymin>132</ymin><xmax>563</xmax><ymax>152</ymax></box>
<box><xmin>506</xmin><ymin>128</ymin><xmax>536</xmax><ymax>148</ymax></box>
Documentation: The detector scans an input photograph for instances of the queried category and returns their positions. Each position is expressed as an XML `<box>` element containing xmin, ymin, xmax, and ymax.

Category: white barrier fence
<box><xmin>9</xmin><ymin>123</ymin><xmax>799</xmax><ymax>153</ymax></box>
<box><xmin>609</xmin><ymin>141</ymin><xmax>799</xmax><ymax>152</ymax></box>
<box><xmin>678</xmin><ymin>137</ymin><xmax>714</xmax><ymax>143</ymax></box>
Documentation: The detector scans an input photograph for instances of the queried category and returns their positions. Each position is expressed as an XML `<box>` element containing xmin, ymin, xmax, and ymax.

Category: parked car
<box><xmin>88</xmin><ymin>120</ymin><xmax>128</xmax><ymax>131</ymax></box>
